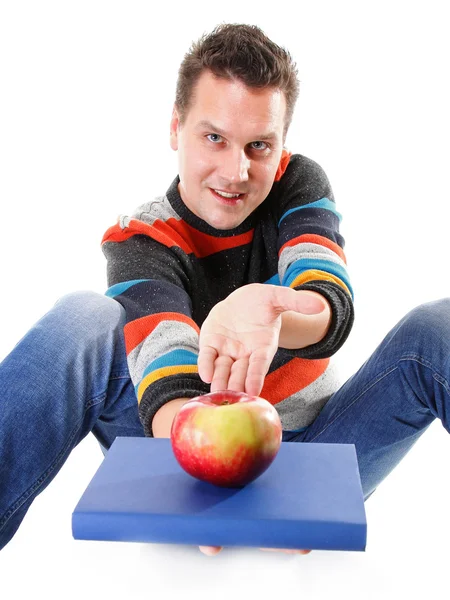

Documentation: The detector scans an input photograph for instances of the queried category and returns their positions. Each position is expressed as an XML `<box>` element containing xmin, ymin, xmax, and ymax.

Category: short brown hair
<box><xmin>175</xmin><ymin>23</ymin><xmax>300</xmax><ymax>140</ymax></box>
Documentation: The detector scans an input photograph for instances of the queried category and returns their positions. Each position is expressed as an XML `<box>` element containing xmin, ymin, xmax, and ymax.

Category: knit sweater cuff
<box><xmin>282</xmin><ymin>280</ymin><xmax>354</xmax><ymax>359</ymax></box>
<box><xmin>138</xmin><ymin>373</ymin><xmax>211</xmax><ymax>437</ymax></box>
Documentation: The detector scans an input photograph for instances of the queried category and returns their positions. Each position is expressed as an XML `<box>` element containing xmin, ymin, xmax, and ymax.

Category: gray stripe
<box><xmin>118</xmin><ymin>196</ymin><xmax>183</xmax><ymax>230</ymax></box>
<box><xmin>279</xmin><ymin>242</ymin><xmax>348</xmax><ymax>282</ymax></box>
<box><xmin>127</xmin><ymin>319</ymin><xmax>199</xmax><ymax>385</ymax></box>
<box><xmin>275</xmin><ymin>361</ymin><xmax>341</xmax><ymax>430</ymax></box>
<box><xmin>135</xmin><ymin>196</ymin><xmax>183</xmax><ymax>223</ymax></box>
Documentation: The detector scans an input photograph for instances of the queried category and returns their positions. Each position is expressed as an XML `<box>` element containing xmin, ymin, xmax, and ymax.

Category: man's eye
<box><xmin>207</xmin><ymin>133</ymin><xmax>223</xmax><ymax>143</ymax></box>
<box><xmin>251</xmin><ymin>141</ymin><xmax>268</xmax><ymax>151</ymax></box>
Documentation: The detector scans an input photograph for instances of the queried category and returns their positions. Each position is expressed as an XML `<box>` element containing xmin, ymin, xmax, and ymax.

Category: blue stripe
<box><xmin>286</xmin><ymin>425</ymin><xmax>309</xmax><ymax>433</ymax></box>
<box><xmin>278</xmin><ymin>198</ymin><xmax>342</xmax><ymax>226</ymax></box>
<box><xmin>283</xmin><ymin>258</ymin><xmax>354</xmax><ymax>299</ymax></box>
<box><xmin>288</xmin><ymin>425</ymin><xmax>309</xmax><ymax>433</ymax></box>
<box><xmin>264</xmin><ymin>273</ymin><xmax>281</xmax><ymax>286</ymax></box>
<box><xmin>136</xmin><ymin>349</ymin><xmax>199</xmax><ymax>393</ymax></box>
<box><xmin>282</xmin><ymin>425</ymin><xmax>310</xmax><ymax>441</ymax></box>
<box><xmin>105</xmin><ymin>279</ymin><xmax>152</xmax><ymax>298</ymax></box>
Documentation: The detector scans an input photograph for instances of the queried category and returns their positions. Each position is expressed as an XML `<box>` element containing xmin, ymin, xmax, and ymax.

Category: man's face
<box><xmin>170</xmin><ymin>70</ymin><xmax>286</xmax><ymax>230</ymax></box>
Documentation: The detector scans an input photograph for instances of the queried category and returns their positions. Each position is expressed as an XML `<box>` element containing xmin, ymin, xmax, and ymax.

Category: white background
<box><xmin>0</xmin><ymin>1</ymin><xmax>449</xmax><ymax>598</ymax></box>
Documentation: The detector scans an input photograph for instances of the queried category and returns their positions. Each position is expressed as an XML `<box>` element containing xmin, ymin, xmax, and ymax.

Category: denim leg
<box><xmin>295</xmin><ymin>299</ymin><xmax>450</xmax><ymax>500</ymax></box>
<box><xmin>0</xmin><ymin>291</ymin><xmax>142</xmax><ymax>551</ymax></box>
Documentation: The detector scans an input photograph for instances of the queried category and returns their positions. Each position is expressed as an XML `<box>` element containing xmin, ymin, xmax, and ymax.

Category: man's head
<box><xmin>170</xmin><ymin>24</ymin><xmax>299</xmax><ymax>230</ymax></box>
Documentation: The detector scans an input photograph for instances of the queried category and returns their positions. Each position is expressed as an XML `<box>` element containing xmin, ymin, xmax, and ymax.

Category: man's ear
<box><xmin>170</xmin><ymin>105</ymin><xmax>180</xmax><ymax>151</ymax></box>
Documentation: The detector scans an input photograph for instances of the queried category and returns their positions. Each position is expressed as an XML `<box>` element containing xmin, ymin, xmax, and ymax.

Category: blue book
<box><xmin>72</xmin><ymin>437</ymin><xmax>367</xmax><ymax>551</ymax></box>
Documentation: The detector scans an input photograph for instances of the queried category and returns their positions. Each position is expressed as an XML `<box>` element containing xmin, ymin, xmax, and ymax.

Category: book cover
<box><xmin>72</xmin><ymin>437</ymin><xmax>367</xmax><ymax>551</ymax></box>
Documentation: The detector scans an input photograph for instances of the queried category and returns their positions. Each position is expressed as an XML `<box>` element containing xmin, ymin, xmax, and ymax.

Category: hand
<box><xmin>198</xmin><ymin>283</ymin><xmax>327</xmax><ymax>396</ymax></box>
<box><xmin>198</xmin><ymin>545</ymin><xmax>312</xmax><ymax>556</ymax></box>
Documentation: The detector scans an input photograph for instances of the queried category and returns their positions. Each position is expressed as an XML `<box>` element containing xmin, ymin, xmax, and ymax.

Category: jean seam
<box><xmin>307</xmin><ymin>363</ymin><xmax>400</xmax><ymax>442</ymax></box>
<box><xmin>397</xmin><ymin>353</ymin><xmax>450</xmax><ymax>397</ymax></box>
<box><xmin>109</xmin><ymin>372</ymin><xmax>130</xmax><ymax>380</ymax></box>
<box><xmin>308</xmin><ymin>353</ymin><xmax>449</xmax><ymax>443</ymax></box>
<box><xmin>399</xmin><ymin>354</ymin><xmax>450</xmax><ymax>395</ymax></box>
<box><xmin>85</xmin><ymin>392</ymin><xmax>107</xmax><ymax>409</ymax></box>
<box><xmin>433</xmin><ymin>371</ymin><xmax>450</xmax><ymax>396</ymax></box>
<box><xmin>0</xmin><ymin>395</ymin><xmax>105</xmax><ymax>532</ymax></box>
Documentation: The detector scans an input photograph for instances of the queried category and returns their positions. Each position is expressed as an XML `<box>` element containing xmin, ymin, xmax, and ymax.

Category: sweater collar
<box><xmin>165</xmin><ymin>175</ymin><xmax>260</xmax><ymax>237</ymax></box>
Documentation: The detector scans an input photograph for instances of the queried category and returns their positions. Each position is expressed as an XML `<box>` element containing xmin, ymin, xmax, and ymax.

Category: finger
<box><xmin>244</xmin><ymin>349</ymin><xmax>272</xmax><ymax>397</ymax></box>
<box><xmin>275</xmin><ymin>287</ymin><xmax>327</xmax><ymax>315</ymax></box>
<box><xmin>260</xmin><ymin>548</ymin><xmax>312</xmax><ymax>555</ymax></box>
<box><xmin>199</xmin><ymin>545</ymin><xmax>223</xmax><ymax>556</ymax></box>
<box><xmin>227</xmin><ymin>356</ymin><xmax>250</xmax><ymax>393</ymax></box>
<box><xmin>294</xmin><ymin>291</ymin><xmax>327</xmax><ymax>314</ymax></box>
<box><xmin>197</xmin><ymin>346</ymin><xmax>218</xmax><ymax>383</ymax></box>
<box><xmin>210</xmin><ymin>355</ymin><xmax>234</xmax><ymax>393</ymax></box>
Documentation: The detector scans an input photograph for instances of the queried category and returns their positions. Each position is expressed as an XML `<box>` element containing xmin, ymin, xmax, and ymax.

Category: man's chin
<box><xmin>205</xmin><ymin>215</ymin><xmax>244</xmax><ymax>230</ymax></box>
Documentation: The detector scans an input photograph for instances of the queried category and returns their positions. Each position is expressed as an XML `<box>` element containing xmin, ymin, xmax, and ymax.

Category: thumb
<box><xmin>276</xmin><ymin>288</ymin><xmax>328</xmax><ymax>315</ymax></box>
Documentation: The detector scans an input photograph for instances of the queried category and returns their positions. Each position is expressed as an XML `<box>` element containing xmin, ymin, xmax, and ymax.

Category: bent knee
<box><xmin>404</xmin><ymin>298</ymin><xmax>450</xmax><ymax>339</ymax></box>
<box><xmin>54</xmin><ymin>290</ymin><xmax>124</xmax><ymax>329</ymax></box>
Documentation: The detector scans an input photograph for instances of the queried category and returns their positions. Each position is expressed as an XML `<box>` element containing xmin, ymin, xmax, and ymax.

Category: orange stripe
<box><xmin>102</xmin><ymin>218</ymin><xmax>254</xmax><ymax>258</ymax></box>
<box><xmin>102</xmin><ymin>219</ymin><xmax>192</xmax><ymax>253</ymax></box>
<box><xmin>290</xmin><ymin>270</ymin><xmax>351</xmax><ymax>296</ymax></box>
<box><xmin>164</xmin><ymin>217</ymin><xmax>254</xmax><ymax>258</ymax></box>
<box><xmin>279</xmin><ymin>234</ymin><xmax>347</xmax><ymax>264</ymax></box>
<box><xmin>274</xmin><ymin>149</ymin><xmax>292</xmax><ymax>182</ymax></box>
<box><xmin>261</xmin><ymin>357</ymin><xmax>329</xmax><ymax>405</ymax></box>
<box><xmin>101</xmin><ymin>223</ymin><xmax>135</xmax><ymax>244</ymax></box>
<box><xmin>137</xmin><ymin>365</ymin><xmax>199</xmax><ymax>403</ymax></box>
<box><xmin>124</xmin><ymin>313</ymin><xmax>200</xmax><ymax>355</ymax></box>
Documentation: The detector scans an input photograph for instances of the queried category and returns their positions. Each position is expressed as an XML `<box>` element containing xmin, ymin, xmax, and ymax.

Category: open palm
<box><xmin>198</xmin><ymin>284</ymin><xmax>283</xmax><ymax>396</ymax></box>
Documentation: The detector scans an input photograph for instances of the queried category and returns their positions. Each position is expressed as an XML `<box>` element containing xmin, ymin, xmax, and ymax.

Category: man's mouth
<box><xmin>210</xmin><ymin>188</ymin><xmax>246</xmax><ymax>205</ymax></box>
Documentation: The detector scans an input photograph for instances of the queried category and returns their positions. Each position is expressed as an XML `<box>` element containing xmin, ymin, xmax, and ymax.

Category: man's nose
<box><xmin>218</xmin><ymin>148</ymin><xmax>251</xmax><ymax>185</ymax></box>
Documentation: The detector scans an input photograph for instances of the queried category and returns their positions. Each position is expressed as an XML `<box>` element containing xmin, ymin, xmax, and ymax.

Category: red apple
<box><xmin>170</xmin><ymin>390</ymin><xmax>282</xmax><ymax>488</ymax></box>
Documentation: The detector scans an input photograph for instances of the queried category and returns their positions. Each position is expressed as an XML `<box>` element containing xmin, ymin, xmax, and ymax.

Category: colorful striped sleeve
<box><xmin>276</xmin><ymin>154</ymin><xmax>354</xmax><ymax>358</ymax></box>
<box><xmin>102</xmin><ymin>228</ymin><xmax>210</xmax><ymax>437</ymax></box>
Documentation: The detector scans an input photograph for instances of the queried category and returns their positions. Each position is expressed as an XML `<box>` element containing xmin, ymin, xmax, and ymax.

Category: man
<box><xmin>0</xmin><ymin>23</ymin><xmax>449</xmax><ymax>558</ymax></box>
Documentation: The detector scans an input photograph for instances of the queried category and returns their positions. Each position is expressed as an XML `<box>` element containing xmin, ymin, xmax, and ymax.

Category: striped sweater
<box><xmin>101</xmin><ymin>152</ymin><xmax>354</xmax><ymax>437</ymax></box>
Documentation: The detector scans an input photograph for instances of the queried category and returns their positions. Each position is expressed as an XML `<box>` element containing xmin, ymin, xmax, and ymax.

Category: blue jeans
<box><xmin>0</xmin><ymin>291</ymin><xmax>449</xmax><ymax>551</ymax></box>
